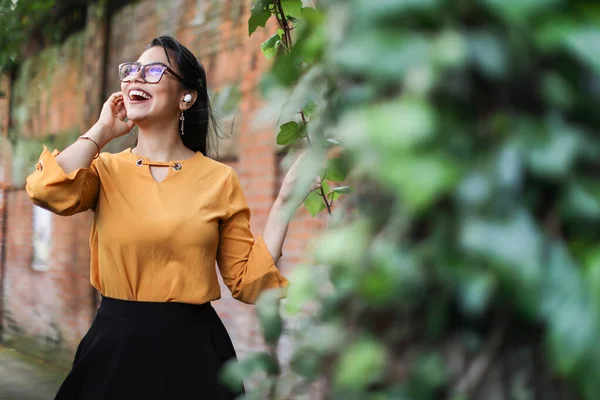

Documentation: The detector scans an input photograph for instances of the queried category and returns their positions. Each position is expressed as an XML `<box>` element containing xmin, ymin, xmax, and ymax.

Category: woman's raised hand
<box><xmin>95</xmin><ymin>92</ymin><xmax>135</xmax><ymax>145</ymax></box>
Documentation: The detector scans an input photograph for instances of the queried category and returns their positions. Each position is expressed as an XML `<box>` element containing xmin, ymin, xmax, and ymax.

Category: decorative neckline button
<box><xmin>136</xmin><ymin>158</ymin><xmax>182</xmax><ymax>170</ymax></box>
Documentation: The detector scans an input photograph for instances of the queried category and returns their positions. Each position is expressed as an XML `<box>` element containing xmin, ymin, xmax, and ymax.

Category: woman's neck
<box><xmin>133</xmin><ymin>122</ymin><xmax>195</xmax><ymax>162</ymax></box>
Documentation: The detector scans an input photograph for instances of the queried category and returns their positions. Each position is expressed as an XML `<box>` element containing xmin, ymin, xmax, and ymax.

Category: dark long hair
<box><xmin>148</xmin><ymin>36</ymin><xmax>219</xmax><ymax>157</ymax></box>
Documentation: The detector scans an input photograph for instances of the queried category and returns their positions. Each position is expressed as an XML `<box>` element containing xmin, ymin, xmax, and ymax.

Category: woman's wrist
<box><xmin>272</xmin><ymin>196</ymin><xmax>295</xmax><ymax>223</ymax></box>
<box><xmin>86</xmin><ymin>123</ymin><xmax>112</xmax><ymax>149</ymax></box>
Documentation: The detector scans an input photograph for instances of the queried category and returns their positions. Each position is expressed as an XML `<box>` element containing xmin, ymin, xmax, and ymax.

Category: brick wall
<box><xmin>0</xmin><ymin>2</ymin><xmax>105</xmax><ymax>365</ymax></box>
<box><xmin>2</xmin><ymin>191</ymin><xmax>94</xmax><ymax>365</ymax></box>
<box><xmin>0</xmin><ymin>0</ymin><xmax>328</xmax><ymax>386</ymax></box>
<box><xmin>0</xmin><ymin>74</ymin><xmax>10</xmax><ymax>136</ymax></box>
<box><xmin>11</xmin><ymin>32</ymin><xmax>87</xmax><ymax>141</ymax></box>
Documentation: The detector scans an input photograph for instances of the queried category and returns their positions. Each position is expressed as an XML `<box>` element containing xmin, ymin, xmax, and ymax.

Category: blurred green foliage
<box><xmin>0</xmin><ymin>0</ymin><xmax>91</xmax><ymax>73</ymax></box>
<box><xmin>0</xmin><ymin>0</ymin><xmax>57</xmax><ymax>72</ymax></box>
<box><xmin>222</xmin><ymin>0</ymin><xmax>600</xmax><ymax>398</ymax></box>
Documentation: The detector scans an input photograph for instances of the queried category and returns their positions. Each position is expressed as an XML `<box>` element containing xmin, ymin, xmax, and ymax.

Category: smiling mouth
<box><xmin>129</xmin><ymin>89</ymin><xmax>152</xmax><ymax>101</ymax></box>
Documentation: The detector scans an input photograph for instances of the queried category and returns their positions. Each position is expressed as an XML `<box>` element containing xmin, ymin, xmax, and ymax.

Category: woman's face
<box><xmin>120</xmin><ymin>46</ymin><xmax>185</xmax><ymax>125</ymax></box>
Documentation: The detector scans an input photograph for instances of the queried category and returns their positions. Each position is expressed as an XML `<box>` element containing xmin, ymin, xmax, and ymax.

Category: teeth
<box><xmin>129</xmin><ymin>90</ymin><xmax>152</xmax><ymax>100</ymax></box>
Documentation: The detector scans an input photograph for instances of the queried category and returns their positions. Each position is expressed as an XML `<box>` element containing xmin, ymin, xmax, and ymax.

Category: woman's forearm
<box><xmin>261</xmin><ymin>197</ymin><xmax>292</xmax><ymax>265</ymax></box>
<box><xmin>56</xmin><ymin>124</ymin><xmax>111</xmax><ymax>174</ymax></box>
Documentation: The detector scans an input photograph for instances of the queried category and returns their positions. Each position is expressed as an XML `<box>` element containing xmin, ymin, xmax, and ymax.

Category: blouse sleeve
<box><xmin>25</xmin><ymin>147</ymin><xmax>100</xmax><ymax>216</ymax></box>
<box><xmin>216</xmin><ymin>167</ymin><xmax>288</xmax><ymax>304</ymax></box>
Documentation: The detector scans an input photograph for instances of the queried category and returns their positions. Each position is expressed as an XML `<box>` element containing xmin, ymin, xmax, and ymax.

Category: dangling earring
<box><xmin>180</xmin><ymin>111</ymin><xmax>185</xmax><ymax>135</ymax></box>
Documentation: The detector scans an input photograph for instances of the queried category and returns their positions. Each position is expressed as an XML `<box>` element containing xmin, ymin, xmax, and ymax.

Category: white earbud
<box><xmin>183</xmin><ymin>94</ymin><xmax>192</xmax><ymax>103</ymax></box>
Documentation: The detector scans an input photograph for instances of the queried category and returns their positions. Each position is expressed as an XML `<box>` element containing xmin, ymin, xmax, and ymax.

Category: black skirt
<box><xmin>55</xmin><ymin>296</ymin><xmax>243</xmax><ymax>400</ymax></box>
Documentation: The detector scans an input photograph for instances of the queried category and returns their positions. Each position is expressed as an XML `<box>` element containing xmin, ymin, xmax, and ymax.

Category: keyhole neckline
<box><xmin>127</xmin><ymin>148</ymin><xmax>203</xmax><ymax>164</ymax></box>
<box><xmin>125</xmin><ymin>148</ymin><xmax>203</xmax><ymax>184</ymax></box>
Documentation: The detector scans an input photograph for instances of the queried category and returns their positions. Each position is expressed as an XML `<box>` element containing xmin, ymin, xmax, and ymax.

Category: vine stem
<box><xmin>319</xmin><ymin>184</ymin><xmax>333</xmax><ymax>216</ymax></box>
<box><xmin>273</xmin><ymin>0</ymin><xmax>293</xmax><ymax>50</ymax></box>
<box><xmin>271</xmin><ymin>1</ymin><xmax>332</xmax><ymax>217</ymax></box>
<box><xmin>300</xmin><ymin>109</ymin><xmax>332</xmax><ymax>215</ymax></box>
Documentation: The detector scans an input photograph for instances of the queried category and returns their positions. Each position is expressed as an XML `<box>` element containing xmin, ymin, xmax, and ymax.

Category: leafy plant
<box><xmin>223</xmin><ymin>0</ymin><xmax>600</xmax><ymax>399</ymax></box>
<box><xmin>0</xmin><ymin>0</ymin><xmax>89</xmax><ymax>72</ymax></box>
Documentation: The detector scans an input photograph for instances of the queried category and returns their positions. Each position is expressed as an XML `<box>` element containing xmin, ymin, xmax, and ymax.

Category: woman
<box><xmin>25</xmin><ymin>36</ymin><xmax>319</xmax><ymax>399</ymax></box>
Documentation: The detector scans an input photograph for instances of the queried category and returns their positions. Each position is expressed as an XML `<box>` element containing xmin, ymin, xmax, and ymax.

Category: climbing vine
<box><xmin>222</xmin><ymin>0</ymin><xmax>600</xmax><ymax>399</ymax></box>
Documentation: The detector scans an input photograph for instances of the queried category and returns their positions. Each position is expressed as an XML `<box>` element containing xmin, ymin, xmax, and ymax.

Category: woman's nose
<box><xmin>129</xmin><ymin>68</ymin><xmax>144</xmax><ymax>83</ymax></box>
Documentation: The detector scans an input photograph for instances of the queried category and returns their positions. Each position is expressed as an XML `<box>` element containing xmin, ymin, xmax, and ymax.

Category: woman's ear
<box><xmin>180</xmin><ymin>91</ymin><xmax>197</xmax><ymax>111</ymax></box>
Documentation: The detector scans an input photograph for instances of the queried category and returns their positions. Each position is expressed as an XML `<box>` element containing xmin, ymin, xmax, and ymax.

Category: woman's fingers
<box><xmin>108</xmin><ymin>92</ymin><xmax>123</xmax><ymax>102</ymax></box>
<box><xmin>106</xmin><ymin>92</ymin><xmax>123</xmax><ymax>108</ymax></box>
<box><xmin>115</xmin><ymin>104</ymin><xmax>125</xmax><ymax>120</ymax></box>
<box><xmin>107</xmin><ymin>94</ymin><xmax>123</xmax><ymax>113</ymax></box>
<box><xmin>113</xmin><ymin>96</ymin><xmax>127</xmax><ymax>116</ymax></box>
<box><xmin>311</xmin><ymin>175</ymin><xmax>323</xmax><ymax>191</ymax></box>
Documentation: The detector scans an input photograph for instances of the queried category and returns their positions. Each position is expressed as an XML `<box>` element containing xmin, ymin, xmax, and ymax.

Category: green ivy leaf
<box><xmin>305</xmin><ymin>181</ymin><xmax>331</xmax><ymax>216</ymax></box>
<box><xmin>407</xmin><ymin>353</ymin><xmax>448</xmax><ymax>397</ymax></box>
<box><xmin>249</xmin><ymin>13</ymin><xmax>271</xmax><ymax>35</ymax></box>
<box><xmin>339</xmin><ymin>96</ymin><xmax>437</xmax><ymax>154</ymax></box>
<box><xmin>256</xmin><ymin>289</ymin><xmax>284</xmax><ymax>345</ymax></box>
<box><xmin>584</xmin><ymin>248</ymin><xmax>600</xmax><ymax>298</ymax></box>
<box><xmin>284</xmin><ymin>264</ymin><xmax>317</xmax><ymax>315</ymax></box>
<box><xmin>281</xmin><ymin>0</ymin><xmax>303</xmax><ymax>19</ymax></box>
<box><xmin>456</xmin><ymin>172</ymin><xmax>493</xmax><ymax>207</ymax></box>
<box><xmin>467</xmin><ymin>31</ymin><xmax>509</xmax><ymax>78</ymax></box>
<box><xmin>458</xmin><ymin>272</ymin><xmax>496</xmax><ymax>316</ymax></box>
<box><xmin>270</xmin><ymin>52</ymin><xmax>302</xmax><ymax>86</ymax></box>
<box><xmin>332</xmin><ymin>186</ymin><xmax>351</xmax><ymax>195</ymax></box>
<box><xmin>353</xmin><ymin>0</ymin><xmax>440</xmax><ymax>20</ymax></box>
<box><xmin>527</xmin><ymin>122</ymin><xmax>582</xmax><ymax>179</ymax></box>
<box><xmin>334</xmin><ymin>338</ymin><xmax>386</xmax><ymax>390</ymax></box>
<box><xmin>220</xmin><ymin>352</ymin><xmax>279</xmax><ymax>392</ymax></box>
<box><xmin>321</xmin><ymin>180</ymin><xmax>331</xmax><ymax>195</ymax></box>
<box><xmin>300</xmin><ymin>7</ymin><xmax>324</xmax><ymax>24</ymax></box>
<box><xmin>432</xmin><ymin>30</ymin><xmax>468</xmax><ymax>69</ymax></box>
<box><xmin>248</xmin><ymin>0</ymin><xmax>272</xmax><ymax>36</ymax></box>
<box><xmin>359</xmin><ymin>262</ymin><xmax>398</xmax><ymax>307</ymax></box>
<box><xmin>324</xmin><ymin>138</ymin><xmax>342</xmax><ymax>147</ymax></box>
<box><xmin>541</xmin><ymin>72</ymin><xmax>575</xmax><ymax>109</ymax></box>
<box><xmin>460</xmin><ymin>210</ymin><xmax>543</xmax><ymax>315</ymax></box>
<box><xmin>328</xmin><ymin>186</ymin><xmax>351</xmax><ymax>204</ymax></box>
<box><xmin>566</xmin><ymin>183</ymin><xmax>600</xmax><ymax>221</ymax></box>
<box><xmin>461</xmin><ymin>211</ymin><xmax>543</xmax><ymax>280</ymax></box>
<box><xmin>304</xmin><ymin>191</ymin><xmax>327</xmax><ymax>216</ymax></box>
<box><xmin>326</xmin><ymin>158</ymin><xmax>348</xmax><ymax>182</ymax></box>
<box><xmin>220</xmin><ymin>360</ymin><xmax>248</xmax><ymax>392</ymax></box>
<box><xmin>261</xmin><ymin>32</ymin><xmax>282</xmax><ymax>60</ymax></box>
<box><xmin>333</xmin><ymin>31</ymin><xmax>430</xmax><ymax>81</ymax></box>
<box><xmin>302</xmin><ymin>100</ymin><xmax>318</xmax><ymax>118</ymax></box>
<box><xmin>290</xmin><ymin>348</ymin><xmax>321</xmax><ymax>379</ymax></box>
<box><xmin>483</xmin><ymin>0</ymin><xmax>562</xmax><ymax>22</ymax></box>
<box><xmin>310</xmin><ymin>323</ymin><xmax>345</xmax><ymax>354</ymax></box>
<box><xmin>563</xmin><ymin>27</ymin><xmax>600</xmax><ymax>73</ymax></box>
<box><xmin>543</xmin><ymin>244</ymin><xmax>595</xmax><ymax>376</ymax></box>
<box><xmin>535</xmin><ymin>17</ymin><xmax>579</xmax><ymax>51</ymax></box>
<box><xmin>276</xmin><ymin>121</ymin><xmax>303</xmax><ymax>145</ymax></box>
<box><xmin>313</xmin><ymin>221</ymin><xmax>370</xmax><ymax>268</ymax></box>
<box><xmin>378</xmin><ymin>154</ymin><xmax>459</xmax><ymax>212</ymax></box>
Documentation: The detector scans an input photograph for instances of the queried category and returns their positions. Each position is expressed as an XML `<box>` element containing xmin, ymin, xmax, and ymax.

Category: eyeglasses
<box><xmin>118</xmin><ymin>62</ymin><xmax>185</xmax><ymax>84</ymax></box>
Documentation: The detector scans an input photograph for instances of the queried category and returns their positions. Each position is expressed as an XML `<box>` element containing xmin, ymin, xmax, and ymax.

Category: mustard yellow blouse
<box><xmin>25</xmin><ymin>147</ymin><xmax>287</xmax><ymax>305</ymax></box>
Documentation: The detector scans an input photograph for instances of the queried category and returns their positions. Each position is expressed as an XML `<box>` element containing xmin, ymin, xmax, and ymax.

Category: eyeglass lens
<box><xmin>120</xmin><ymin>63</ymin><xmax>165</xmax><ymax>83</ymax></box>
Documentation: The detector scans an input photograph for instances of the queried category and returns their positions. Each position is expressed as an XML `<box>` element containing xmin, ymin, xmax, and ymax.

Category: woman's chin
<box><xmin>126</xmin><ymin>113</ymin><xmax>147</xmax><ymax>125</ymax></box>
